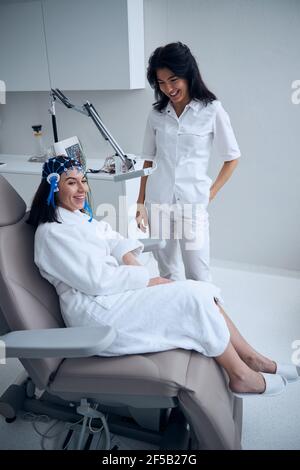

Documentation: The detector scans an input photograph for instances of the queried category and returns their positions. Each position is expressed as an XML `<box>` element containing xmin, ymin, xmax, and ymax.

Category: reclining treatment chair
<box><xmin>0</xmin><ymin>174</ymin><xmax>242</xmax><ymax>450</ymax></box>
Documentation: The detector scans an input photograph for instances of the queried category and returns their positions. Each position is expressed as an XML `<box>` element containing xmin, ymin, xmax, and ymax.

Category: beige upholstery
<box><xmin>0</xmin><ymin>174</ymin><xmax>242</xmax><ymax>449</ymax></box>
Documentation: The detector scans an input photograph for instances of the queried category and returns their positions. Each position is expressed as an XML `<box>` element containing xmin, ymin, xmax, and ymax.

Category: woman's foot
<box><xmin>242</xmin><ymin>353</ymin><xmax>276</xmax><ymax>374</ymax></box>
<box><xmin>246</xmin><ymin>357</ymin><xmax>300</xmax><ymax>383</ymax></box>
<box><xmin>229</xmin><ymin>368</ymin><xmax>266</xmax><ymax>394</ymax></box>
<box><xmin>230</xmin><ymin>371</ymin><xmax>287</xmax><ymax>398</ymax></box>
<box><xmin>275</xmin><ymin>364</ymin><xmax>300</xmax><ymax>383</ymax></box>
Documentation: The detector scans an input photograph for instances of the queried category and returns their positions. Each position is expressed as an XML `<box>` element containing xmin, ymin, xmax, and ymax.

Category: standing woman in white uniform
<box><xmin>136</xmin><ymin>42</ymin><xmax>241</xmax><ymax>282</ymax></box>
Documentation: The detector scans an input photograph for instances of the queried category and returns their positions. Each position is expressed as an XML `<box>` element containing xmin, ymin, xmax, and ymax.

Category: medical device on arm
<box><xmin>49</xmin><ymin>89</ymin><xmax>156</xmax><ymax>182</ymax></box>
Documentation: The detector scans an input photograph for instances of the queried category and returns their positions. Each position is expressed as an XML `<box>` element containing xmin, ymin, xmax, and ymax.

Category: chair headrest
<box><xmin>0</xmin><ymin>175</ymin><xmax>27</xmax><ymax>226</ymax></box>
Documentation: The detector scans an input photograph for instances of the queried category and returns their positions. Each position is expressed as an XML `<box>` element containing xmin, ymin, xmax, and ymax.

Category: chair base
<box><xmin>0</xmin><ymin>380</ymin><xmax>191</xmax><ymax>450</ymax></box>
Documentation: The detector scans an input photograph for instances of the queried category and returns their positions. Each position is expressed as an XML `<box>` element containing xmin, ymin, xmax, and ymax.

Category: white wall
<box><xmin>0</xmin><ymin>0</ymin><xmax>299</xmax><ymax>271</ymax></box>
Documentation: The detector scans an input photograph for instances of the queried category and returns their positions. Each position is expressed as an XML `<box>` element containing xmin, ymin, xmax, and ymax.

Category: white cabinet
<box><xmin>0</xmin><ymin>0</ymin><xmax>145</xmax><ymax>91</ymax></box>
<box><xmin>43</xmin><ymin>0</ymin><xmax>145</xmax><ymax>90</ymax></box>
<box><xmin>0</xmin><ymin>1</ymin><xmax>50</xmax><ymax>91</ymax></box>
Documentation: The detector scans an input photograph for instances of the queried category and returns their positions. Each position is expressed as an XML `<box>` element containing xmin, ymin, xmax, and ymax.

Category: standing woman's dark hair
<box><xmin>147</xmin><ymin>42</ymin><xmax>217</xmax><ymax>112</ymax></box>
<box><xmin>27</xmin><ymin>155</ymin><xmax>92</xmax><ymax>229</ymax></box>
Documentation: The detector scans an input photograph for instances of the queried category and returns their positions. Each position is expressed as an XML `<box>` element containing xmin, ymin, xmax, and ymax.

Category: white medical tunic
<box><xmin>34</xmin><ymin>207</ymin><xmax>230</xmax><ymax>357</ymax></box>
<box><xmin>143</xmin><ymin>99</ymin><xmax>241</xmax><ymax>207</ymax></box>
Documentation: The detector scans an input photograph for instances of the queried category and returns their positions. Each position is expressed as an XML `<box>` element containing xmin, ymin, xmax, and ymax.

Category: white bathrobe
<box><xmin>34</xmin><ymin>207</ymin><xmax>230</xmax><ymax>357</ymax></box>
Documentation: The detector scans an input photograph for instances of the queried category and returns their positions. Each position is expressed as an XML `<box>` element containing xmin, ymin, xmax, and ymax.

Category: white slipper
<box><xmin>232</xmin><ymin>373</ymin><xmax>288</xmax><ymax>399</ymax></box>
<box><xmin>276</xmin><ymin>364</ymin><xmax>300</xmax><ymax>383</ymax></box>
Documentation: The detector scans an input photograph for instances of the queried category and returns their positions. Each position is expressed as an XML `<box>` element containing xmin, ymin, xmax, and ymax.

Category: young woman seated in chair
<box><xmin>27</xmin><ymin>156</ymin><xmax>300</xmax><ymax>398</ymax></box>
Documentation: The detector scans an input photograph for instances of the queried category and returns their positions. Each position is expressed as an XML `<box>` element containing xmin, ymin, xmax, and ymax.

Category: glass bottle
<box><xmin>29</xmin><ymin>124</ymin><xmax>48</xmax><ymax>162</ymax></box>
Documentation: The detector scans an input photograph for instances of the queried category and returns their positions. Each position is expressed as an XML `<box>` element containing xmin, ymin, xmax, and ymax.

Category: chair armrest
<box><xmin>0</xmin><ymin>326</ymin><xmax>116</xmax><ymax>359</ymax></box>
<box><xmin>139</xmin><ymin>238</ymin><xmax>166</xmax><ymax>253</ymax></box>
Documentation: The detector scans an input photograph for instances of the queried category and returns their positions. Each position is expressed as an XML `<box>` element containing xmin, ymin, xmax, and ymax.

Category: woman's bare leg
<box><xmin>215</xmin><ymin>341</ymin><xmax>266</xmax><ymax>394</ymax></box>
<box><xmin>216</xmin><ymin>301</ymin><xmax>276</xmax><ymax>374</ymax></box>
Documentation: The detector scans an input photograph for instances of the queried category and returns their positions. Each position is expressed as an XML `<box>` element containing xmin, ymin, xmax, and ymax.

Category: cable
<box><xmin>87</xmin><ymin>407</ymin><xmax>110</xmax><ymax>450</ymax></box>
<box><xmin>21</xmin><ymin>411</ymin><xmax>84</xmax><ymax>450</ymax></box>
<box><xmin>22</xmin><ymin>405</ymin><xmax>110</xmax><ymax>450</ymax></box>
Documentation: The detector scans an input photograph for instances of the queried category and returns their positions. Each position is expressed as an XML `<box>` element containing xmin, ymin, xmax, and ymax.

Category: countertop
<box><xmin>0</xmin><ymin>154</ymin><xmax>122</xmax><ymax>181</ymax></box>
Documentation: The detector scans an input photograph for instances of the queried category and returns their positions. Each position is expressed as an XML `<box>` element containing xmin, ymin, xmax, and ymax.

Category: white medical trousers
<box><xmin>146</xmin><ymin>202</ymin><xmax>211</xmax><ymax>282</ymax></box>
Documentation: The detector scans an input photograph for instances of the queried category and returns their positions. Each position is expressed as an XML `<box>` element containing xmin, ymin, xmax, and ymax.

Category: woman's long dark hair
<box><xmin>147</xmin><ymin>42</ymin><xmax>217</xmax><ymax>112</ymax></box>
<box><xmin>27</xmin><ymin>156</ymin><xmax>92</xmax><ymax>230</ymax></box>
<box><xmin>26</xmin><ymin>178</ymin><xmax>60</xmax><ymax>229</ymax></box>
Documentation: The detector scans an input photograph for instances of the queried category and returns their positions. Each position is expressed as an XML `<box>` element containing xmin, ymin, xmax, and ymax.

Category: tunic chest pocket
<box><xmin>178</xmin><ymin>127</ymin><xmax>212</xmax><ymax>138</ymax></box>
<box><xmin>179</xmin><ymin>129</ymin><xmax>213</xmax><ymax>154</ymax></box>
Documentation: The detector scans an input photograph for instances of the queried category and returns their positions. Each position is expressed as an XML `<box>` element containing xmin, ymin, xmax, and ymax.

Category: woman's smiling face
<box><xmin>57</xmin><ymin>169</ymin><xmax>89</xmax><ymax>212</ymax></box>
<box><xmin>156</xmin><ymin>67</ymin><xmax>190</xmax><ymax>112</ymax></box>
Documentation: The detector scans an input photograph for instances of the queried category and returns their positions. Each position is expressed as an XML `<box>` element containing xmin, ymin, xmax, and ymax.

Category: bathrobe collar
<box><xmin>57</xmin><ymin>206</ymin><xmax>90</xmax><ymax>225</ymax></box>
